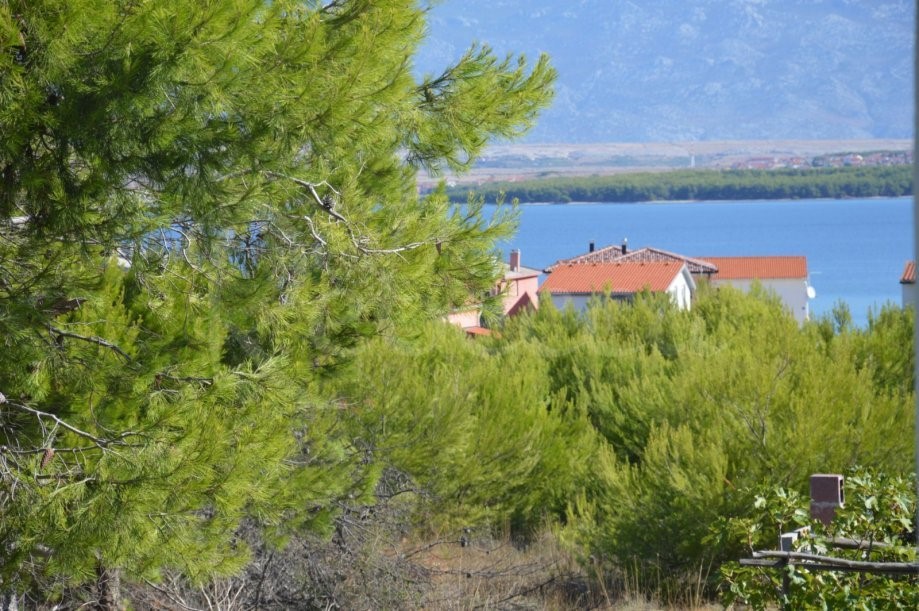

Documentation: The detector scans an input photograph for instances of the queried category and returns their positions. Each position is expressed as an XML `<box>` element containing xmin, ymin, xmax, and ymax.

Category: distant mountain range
<box><xmin>415</xmin><ymin>0</ymin><xmax>914</xmax><ymax>143</ymax></box>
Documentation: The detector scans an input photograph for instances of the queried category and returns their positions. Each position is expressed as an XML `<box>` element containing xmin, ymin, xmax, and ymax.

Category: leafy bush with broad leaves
<box><xmin>720</xmin><ymin>468</ymin><xmax>918</xmax><ymax>610</ymax></box>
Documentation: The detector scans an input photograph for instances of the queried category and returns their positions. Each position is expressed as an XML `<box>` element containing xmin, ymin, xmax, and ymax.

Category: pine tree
<box><xmin>0</xmin><ymin>1</ymin><xmax>554</xmax><ymax>605</ymax></box>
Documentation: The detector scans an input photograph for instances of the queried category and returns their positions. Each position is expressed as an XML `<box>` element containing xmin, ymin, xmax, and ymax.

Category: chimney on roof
<box><xmin>509</xmin><ymin>249</ymin><xmax>520</xmax><ymax>272</ymax></box>
<box><xmin>621</xmin><ymin>238</ymin><xmax>628</xmax><ymax>255</ymax></box>
<box><xmin>589</xmin><ymin>241</ymin><xmax>595</xmax><ymax>253</ymax></box>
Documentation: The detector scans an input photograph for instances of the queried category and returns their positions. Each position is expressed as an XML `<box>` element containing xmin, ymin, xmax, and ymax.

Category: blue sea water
<box><xmin>496</xmin><ymin>197</ymin><xmax>914</xmax><ymax>326</ymax></box>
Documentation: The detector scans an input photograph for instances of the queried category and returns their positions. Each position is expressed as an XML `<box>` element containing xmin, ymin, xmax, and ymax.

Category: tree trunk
<box><xmin>0</xmin><ymin>592</ymin><xmax>20</xmax><ymax>611</ymax></box>
<box><xmin>95</xmin><ymin>563</ymin><xmax>121</xmax><ymax>611</ymax></box>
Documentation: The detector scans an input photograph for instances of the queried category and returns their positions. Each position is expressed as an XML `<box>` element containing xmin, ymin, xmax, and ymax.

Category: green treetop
<box><xmin>0</xmin><ymin>0</ymin><xmax>554</xmax><ymax>605</ymax></box>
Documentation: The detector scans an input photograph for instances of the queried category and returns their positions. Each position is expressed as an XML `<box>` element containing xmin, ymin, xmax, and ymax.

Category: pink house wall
<box><xmin>446</xmin><ymin>308</ymin><xmax>482</xmax><ymax>329</ymax></box>
<box><xmin>501</xmin><ymin>275</ymin><xmax>539</xmax><ymax>316</ymax></box>
<box><xmin>445</xmin><ymin>250</ymin><xmax>540</xmax><ymax>331</ymax></box>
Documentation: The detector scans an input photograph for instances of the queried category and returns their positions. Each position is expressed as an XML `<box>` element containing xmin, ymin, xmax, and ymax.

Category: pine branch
<box><xmin>303</xmin><ymin>216</ymin><xmax>328</xmax><ymax>248</ymax></box>
<box><xmin>266</xmin><ymin>172</ymin><xmax>440</xmax><ymax>257</ymax></box>
<box><xmin>264</xmin><ymin>171</ymin><xmax>349</xmax><ymax>223</ymax></box>
<box><xmin>0</xmin><ymin>392</ymin><xmax>139</xmax><ymax>450</ymax></box>
<box><xmin>49</xmin><ymin>326</ymin><xmax>131</xmax><ymax>361</ymax></box>
<box><xmin>156</xmin><ymin>373</ymin><xmax>214</xmax><ymax>388</ymax></box>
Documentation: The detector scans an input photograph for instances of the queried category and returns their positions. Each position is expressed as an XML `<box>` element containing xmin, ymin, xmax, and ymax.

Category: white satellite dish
<box><xmin>806</xmin><ymin>286</ymin><xmax>817</xmax><ymax>299</ymax></box>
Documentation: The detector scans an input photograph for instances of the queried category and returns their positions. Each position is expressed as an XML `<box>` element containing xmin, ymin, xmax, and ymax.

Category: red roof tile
<box><xmin>464</xmin><ymin>326</ymin><xmax>492</xmax><ymax>336</ymax></box>
<box><xmin>539</xmin><ymin>261</ymin><xmax>684</xmax><ymax>295</ymax></box>
<box><xmin>700</xmin><ymin>256</ymin><xmax>807</xmax><ymax>280</ymax></box>
<box><xmin>901</xmin><ymin>261</ymin><xmax>916</xmax><ymax>284</ymax></box>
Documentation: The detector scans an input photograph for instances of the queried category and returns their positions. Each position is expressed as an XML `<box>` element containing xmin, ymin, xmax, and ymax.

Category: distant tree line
<box><xmin>447</xmin><ymin>166</ymin><xmax>913</xmax><ymax>203</ymax></box>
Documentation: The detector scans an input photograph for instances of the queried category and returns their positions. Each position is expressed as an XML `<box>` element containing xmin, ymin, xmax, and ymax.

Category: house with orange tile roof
<box><xmin>539</xmin><ymin>260</ymin><xmax>695</xmax><ymax>311</ymax></box>
<box><xmin>446</xmin><ymin>249</ymin><xmax>540</xmax><ymax>335</ymax></box>
<box><xmin>900</xmin><ymin>261</ymin><xmax>916</xmax><ymax>308</ymax></box>
<box><xmin>698</xmin><ymin>256</ymin><xmax>813</xmax><ymax>323</ymax></box>
<box><xmin>543</xmin><ymin>241</ymin><xmax>814</xmax><ymax>322</ymax></box>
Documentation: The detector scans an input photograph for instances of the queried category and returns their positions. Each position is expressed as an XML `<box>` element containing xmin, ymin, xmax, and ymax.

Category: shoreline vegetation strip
<box><xmin>445</xmin><ymin>166</ymin><xmax>913</xmax><ymax>204</ymax></box>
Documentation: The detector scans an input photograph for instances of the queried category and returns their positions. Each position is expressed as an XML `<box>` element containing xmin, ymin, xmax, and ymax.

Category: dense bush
<box><xmin>504</xmin><ymin>289</ymin><xmax>913</xmax><ymax>576</ymax></box>
<box><xmin>333</xmin><ymin>324</ymin><xmax>600</xmax><ymax>531</ymax></box>
<box><xmin>332</xmin><ymin>286</ymin><xmax>915</xmax><ymax>601</ymax></box>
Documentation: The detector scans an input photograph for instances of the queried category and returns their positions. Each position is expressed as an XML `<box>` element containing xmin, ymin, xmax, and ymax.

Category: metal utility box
<box><xmin>810</xmin><ymin>474</ymin><xmax>844</xmax><ymax>526</ymax></box>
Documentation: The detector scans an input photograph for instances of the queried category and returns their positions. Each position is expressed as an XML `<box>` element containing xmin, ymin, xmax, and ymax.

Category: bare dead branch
<box><xmin>142</xmin><ymin>579</ymin><xmax>206</xmax><ymax>611</ymax></box>
<box><xmin>753</xmin><ymin>550</ymin><xmax>919</xmax><ymax>574</ymax></box>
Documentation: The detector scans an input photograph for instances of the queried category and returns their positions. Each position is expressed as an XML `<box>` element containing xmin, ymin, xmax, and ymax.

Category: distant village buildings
<box><xmin>447</xmin><ymin>241</ymin><xmax>816</xmax><ymax>332</ymax></box>
<box><xmin>731</xmin><ymin>150</ymin><xmax>912</xmax><ymax>170</ymax></box>
<box><xmin>501</xmin><ymin>249</ymin><xmax>541</xmax><ymax>316</ymax></box>
<box><xmin>542</xmin><ymin>242</ymin><xmax>813</xmax><ymax>323</ymax></box>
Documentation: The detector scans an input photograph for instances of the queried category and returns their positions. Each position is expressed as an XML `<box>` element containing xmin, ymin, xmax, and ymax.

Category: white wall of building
<box><xmin>668</xmin><ymin>271</ymin><xmax>694</xmax><ymax>311</ymax></box>
<box><xmin>903</xmin><ymin>283</ymin><xmax>918</xmax><ymax>309</ymax></box>
<box><xmin>549</xmin><ymin>294</ymin><xmax>595</xmax><ymax>312</ymax></box>
<box><xmin>710</xmin><ymin>278</ymin><xmax>811</xmax><ymax>323</ymax></box>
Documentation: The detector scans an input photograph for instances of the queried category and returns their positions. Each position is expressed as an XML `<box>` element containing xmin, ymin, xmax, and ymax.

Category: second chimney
<box><xmin>589</xmin><ymin>241</ymin><xmax>595</xmax><ymax>253</ymax></box>
<box><xmin>509</xmin><ymin>249</ymin><xmax>520</xmax><ymax>271</ymax></box>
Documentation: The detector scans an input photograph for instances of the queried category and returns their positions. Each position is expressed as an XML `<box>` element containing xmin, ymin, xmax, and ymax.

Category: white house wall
<box><xmin>903</xmin><ymin>284</ymin><xmax>918</xmax><ymax>309</ymax></box>
<box><xmin>550</xmin><ymin>278</ymin><xmax>694</xmax><ymax>313</ymax></box>
<box><xmin>666</xmin><ymin>272</ymin><xmax>693</xmax><ymax>311</ymax></box>
<box><xmin>710</xmin><ymin>278</ymin><xmax>810</xmax><ymax>323</ymax></box>
<box><xmin>550</xmin><ymin>294</ymin><xmax>593</xmax><ymax>312</ymax></box>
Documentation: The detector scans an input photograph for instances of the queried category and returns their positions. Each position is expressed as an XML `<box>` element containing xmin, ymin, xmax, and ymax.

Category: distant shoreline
<box><xmin>443</xmin><ymin>166</ymin><xmax>913</xmax><ymax>205</ymax></box>
<box><xmin>422</xmin><ymin>139</ymin><xmax>913</xmax><ymax>192</ymax></box>
<box><xmin>493</xmin><ymin>194</ymin><xmax>913</xmax><ymax>206</ymax></box>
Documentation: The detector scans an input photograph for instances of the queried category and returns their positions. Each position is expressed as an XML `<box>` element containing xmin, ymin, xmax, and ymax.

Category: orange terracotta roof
<box><xmin>700</xmin><ymin>256</ymin><xmax>807</xmax><ymax>280</ymax></box>
<box><xmin>539</xmin><ymin>261</ymin><xmax>684</xmax><ymax>295</ymax></box>
<box><xmin>553</xmin><ymin>245</ymin><xmax>718</xmax><ymax>274</ymax></box>
<box><xmin>464</xmin><ymin>326</ymin><xmax>492</xmax><ymax>336</ymax></box>
<box><xmin>901</xmin><ymin>261</ymin><xmax>916</xmax><ymax>284</ymax></box>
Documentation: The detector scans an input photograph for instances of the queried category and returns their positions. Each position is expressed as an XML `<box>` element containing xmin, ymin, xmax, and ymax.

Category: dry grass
<box><xmin>405</xmin><ymin>528</ymin><xmax>586</xmax><ymax>609</ymax></box>
<box><xmin>401</xmin><ymin>528</ymin><xmax>721</xmax><ymax>610</ymax></box>
<box><xmin>122</xmin><ymin>513</ymin><xmax>723</xmax><ymax>610</ymax></box>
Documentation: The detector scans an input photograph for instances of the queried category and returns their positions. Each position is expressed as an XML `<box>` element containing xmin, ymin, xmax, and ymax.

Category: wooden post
<box><xmin>780</xmin><ymin>557</ymin><xmax>791</xmax><ymax>611</ymax></box>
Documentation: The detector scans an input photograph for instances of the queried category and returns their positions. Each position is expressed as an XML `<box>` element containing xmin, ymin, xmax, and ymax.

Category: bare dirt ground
<box><xmin>419</xmin><ymin>139</ymin><xmax>913</xmax><ymax>189</ymax></box>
